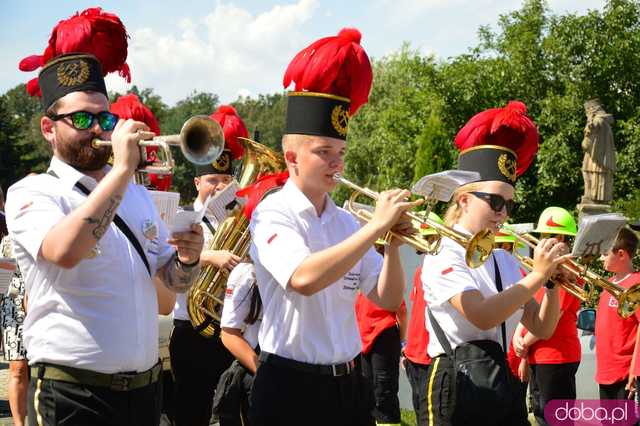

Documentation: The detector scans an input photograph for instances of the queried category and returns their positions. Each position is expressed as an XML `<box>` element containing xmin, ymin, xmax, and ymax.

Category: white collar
<box><xmin>48</xmin><ymin>156</ymin><xmax>109</xmax><ymax>192</ymax></box>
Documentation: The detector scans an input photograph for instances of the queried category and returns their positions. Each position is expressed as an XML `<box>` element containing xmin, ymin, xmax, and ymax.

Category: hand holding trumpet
<box><xmin>107</xmin><ymin>119</ymin><xmax>156</xmax><ymax>175</ymax></box>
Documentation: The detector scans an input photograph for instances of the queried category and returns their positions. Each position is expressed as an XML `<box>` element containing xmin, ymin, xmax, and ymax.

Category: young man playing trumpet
<box><xmin>248</xmin><ymin>28</ymin><xmax>420</xmax><ymax>426</ymax></box>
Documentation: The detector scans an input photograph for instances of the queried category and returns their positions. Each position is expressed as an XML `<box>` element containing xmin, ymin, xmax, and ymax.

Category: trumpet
<box><xmin>334</xmin><ymin>174</ymin><xmax>494</xmax><ymax>268</ymax></box>
<box><xmin>504</xmin><ymin>229</ymin><xmax>640</xmax><ymax>318</ymax></box>
<box><xmin>91</xmin><ymin>115</ymin><xmax>225</xmax><ymax>174</ymax></box>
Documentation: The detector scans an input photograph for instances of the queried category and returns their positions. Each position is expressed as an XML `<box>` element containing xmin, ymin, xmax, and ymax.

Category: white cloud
<box><xmin>121</xmin><ymin>0</ymin><xmax>319</xmax><ymax>106</ymax></box>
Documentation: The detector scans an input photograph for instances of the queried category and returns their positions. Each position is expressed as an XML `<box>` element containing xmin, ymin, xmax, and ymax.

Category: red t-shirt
<box><xmin>355</xmin><ymin>293</ymin><xmax>405</xmax><ymax>355</ymax></box>
<box><xmin>527</xmin><ymin>286</ymin><xmax>581</xmax><ymax>364</ymax></box>
<box><xmin>404</xmin><ymin>267</ymin><xmax>431</xmax><ymax>365</ymax></box>
<box><xmin>595</xmin><ymin>272</ymin><xmax>640</xmax><ymax>384</ymax></box>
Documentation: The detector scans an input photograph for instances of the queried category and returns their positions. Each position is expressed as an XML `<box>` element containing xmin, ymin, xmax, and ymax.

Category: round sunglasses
<box><xmin>48</xmin><ymin>110</ymin><xmax>119</xmax><ymax>132</ymax></box>
<box><xmin>470</xmin><ymin>191</ymin><xmax>516</xmax><ymax>215</ymax></box>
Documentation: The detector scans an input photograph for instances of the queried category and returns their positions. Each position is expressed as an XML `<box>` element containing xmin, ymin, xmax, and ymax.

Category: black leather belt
<box><xmin>259</xmin><ymin>351</ymin><xmax>358</xmax><ymax>377</ymax></box>
<box><xmin>31</xmin><ymin>361</ymin><xmax>161</xmax><ymax>392</ymax></box>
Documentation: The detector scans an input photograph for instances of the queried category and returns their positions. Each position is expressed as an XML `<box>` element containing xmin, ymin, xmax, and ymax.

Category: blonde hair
<box><xmin>443</xmin><ymin>181</ymin><xmax>485</xmax><ymax>226</ymax></box>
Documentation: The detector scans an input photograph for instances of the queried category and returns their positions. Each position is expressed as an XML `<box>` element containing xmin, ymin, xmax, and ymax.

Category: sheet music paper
<box><xmin>412</xmin><ymin>170</ymin><xmax>481</xmax><ymax>202</ymax></box>
<box><xmin>206</xmin><ymin>180</ymin><xmax>241</xmax><ymax>224</ymax></box>
<box><xmin>148</xmin><ymin>190</ymin><xmax>180</xmax><ymax>228</ymax></box>
<box><xmin>0</xmin><ymin>257</ymin><xmax>16</xmax><ymax>294</ymax></box>
<box><xmin>171</xmin><ymin>194</ymin><xmax>214</xmax><ymax>233</ymax></box>
<box><xmin>572</xmin><ymin>213</ymin><xmax>627</xmax><ymax>258</ymax></box>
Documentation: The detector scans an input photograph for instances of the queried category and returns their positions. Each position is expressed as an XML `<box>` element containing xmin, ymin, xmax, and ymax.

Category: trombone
<box><xmin>503</xmin><ymin>229</ymin><xmax>640</xmax><ymax>318</ymax></box>
<box><xmin>91</xmin><ymin>115</ymin><xmax>225</xmax><ymax>174</ymax></box>
<box><xmin>334</xmin><ymin>174</ymin><xmax>494</xmax><ymax>268</ymax></box>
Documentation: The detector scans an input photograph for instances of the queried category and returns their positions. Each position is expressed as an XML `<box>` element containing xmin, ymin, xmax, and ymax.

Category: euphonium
<box><xmin>334</xmin><ymin>174</ymin><xmax>494</xmax><ymax>268</ymax></box>
<box><xmin>186</xmin><ymin>138</ymin><xmax>285</xmax><ymax>337</ymax></box>
<box><xmin>504</xmin><ymin>229</ymin><xmax>640</xmax><ymax>318</ymax></box>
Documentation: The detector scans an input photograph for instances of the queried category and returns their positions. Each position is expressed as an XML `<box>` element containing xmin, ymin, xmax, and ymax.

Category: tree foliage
<box><xmin>2</xmin><ymin>0</ymin><xmax>640</xmax><ymax>219</ymax></box>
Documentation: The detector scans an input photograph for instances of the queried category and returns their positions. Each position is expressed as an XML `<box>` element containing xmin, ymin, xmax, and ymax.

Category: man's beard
<box><xmin>56</xmin><ymin>132</ymin><xmax>112</xmax><ymax>172</ymax></box>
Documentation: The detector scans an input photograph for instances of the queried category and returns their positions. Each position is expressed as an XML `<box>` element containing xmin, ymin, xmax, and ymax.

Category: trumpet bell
<box><xmin>467</xmin><ymin>229</ymin><xmax>495</xmax><ymax>268</ymax></box>
<box><xmin>179</xmin><ymin>115</ymin><xmax>225</xmax><ymax>165</ymax></box>
<box><xmin>619</xmin><ymin>284</ymin><xmax>640</xmax><ymax>318</ymax></box>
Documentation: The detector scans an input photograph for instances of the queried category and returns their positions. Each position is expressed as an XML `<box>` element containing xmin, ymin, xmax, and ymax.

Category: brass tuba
<box><xmin>186</xmin><ymin>138</ymin><xmax>286</xmax><ymax>337</ymax></box>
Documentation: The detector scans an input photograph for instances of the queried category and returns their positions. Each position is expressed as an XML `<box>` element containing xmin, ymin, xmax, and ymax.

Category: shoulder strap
<box><xmin>202</xmin><ymin>216</ymin><xmax>216</xmax><ymax>235</ymax></box>
<box><xmin>47</xmin><ymin>170</ymin><xmax>151</xmax><ymax>277</ymax></box>
<box><xmin>493</xmin><ymin>256</ymin><xmax>507</xmax><ymax>352</ymax></box>
<box><xmin>427</xmin><ymin>307</ymin><xmax>453</xmax><ymax>358</ymax></box>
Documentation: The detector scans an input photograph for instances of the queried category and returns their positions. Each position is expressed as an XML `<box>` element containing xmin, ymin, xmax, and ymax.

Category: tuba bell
<box><xmin>186</xmin><ymin>138</ymin><xmax>286</xmax><ymax>337</ymax></box>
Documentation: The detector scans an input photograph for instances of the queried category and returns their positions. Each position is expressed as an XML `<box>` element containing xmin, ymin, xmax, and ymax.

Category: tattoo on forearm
<box><xmin>83</xmin><ymin>195</ymin><xmax>122</xmax><ymax>240</ymax></box>
<box><xmin>161</xmin><ymin>253</ymin><xmax>201</xmax><ymax>293</ymax></box>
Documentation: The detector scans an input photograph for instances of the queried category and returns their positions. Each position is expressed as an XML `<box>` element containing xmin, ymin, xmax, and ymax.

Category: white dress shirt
<box><xmin>249</xmin><ymin>180</ymin><xmax>383</xmax><ymax>365</ymax></box>
<box><xmin>220</xmin><ymin>262</ymin><xmax>260</xmax><ymax>348</ymax></box>
<box><xmin>5</xmin><ymin>156</ymin><xmax>174</xmax><ymax>373</ymax></box>
<box><xmin>421</xmin><ymin>226</ymin><xmax>524</xmax><ymax>358</ymax></box>
<box><xmin>172</xmin><ymin>198</ymin><xmax>217</xmax><ymax>321</ymax></box>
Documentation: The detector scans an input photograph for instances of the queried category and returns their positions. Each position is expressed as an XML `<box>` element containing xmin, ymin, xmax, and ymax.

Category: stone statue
<box><xmin>581</xmin><ymin>99</ymin><xmax>615</xmax><ymax>205</ymax></box>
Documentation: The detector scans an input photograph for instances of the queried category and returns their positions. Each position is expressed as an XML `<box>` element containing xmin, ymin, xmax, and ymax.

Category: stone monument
<box><xmin>578</xmin><ymin>99</ymin><xmax>616</xmax><ymax>217</ymax></box>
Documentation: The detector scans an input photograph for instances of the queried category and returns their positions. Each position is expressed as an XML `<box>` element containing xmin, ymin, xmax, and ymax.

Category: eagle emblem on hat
<box><xmin>498</xmin><ymin>153</ymin><xmax>517</xmax><ymax>182</ymax></box>
<box><xmin>56</xmin><ymin>59</ymin><xmax>90</xmax><ymax>87</ymax></box>
<box><xmin>331</xmin><ymin>105</ymin><xmax>349</xmax><ymax>137</ymax></box>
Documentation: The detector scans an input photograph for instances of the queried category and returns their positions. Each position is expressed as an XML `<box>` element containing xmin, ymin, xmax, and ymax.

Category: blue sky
<box><xmin>1</xmin><ymin>0</ymin><xmax>605</xmax><ymax>105</ymax></box>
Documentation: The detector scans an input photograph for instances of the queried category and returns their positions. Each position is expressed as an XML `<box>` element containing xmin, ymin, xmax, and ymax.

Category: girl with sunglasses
<box><xmin>422</xmin><ymin>101</ymin><xmax>570</xmax><ymax>426</ymax></box>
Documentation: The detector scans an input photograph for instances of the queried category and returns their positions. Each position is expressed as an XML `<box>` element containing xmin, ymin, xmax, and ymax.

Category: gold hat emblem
<box><xmin>498</xmin><ymin>153</ymin><xmax>517</xmax><ymax>182</ymax></box>
<box><xmin>213</xmin><ymin>151</ymin><xmax>231</xmax><ymax>172</ymax></box>
<box><xmin>331</xmin><ymin>105</ymin><xmax>349</xmax><ymax>137</ymax></box>
<box><xmin>56</xmin><ymin>59</ymin><xmax>90</xmax><ymax>87</ymax></box>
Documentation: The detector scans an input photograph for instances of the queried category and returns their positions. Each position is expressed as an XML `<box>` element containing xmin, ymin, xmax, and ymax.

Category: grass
<box><xmin>401</xmin><ymin>409</ymin><xmax>417</xmax><ymax>426</ymax></box>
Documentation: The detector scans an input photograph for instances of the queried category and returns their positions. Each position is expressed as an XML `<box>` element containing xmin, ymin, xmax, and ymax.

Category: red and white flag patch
<box><xmin>441</xmin><ymin>266</ymin><xmax>454</xmax><ymax>275</ymax></box>
<box><xmin>225</xmin><ymin>288</ymin><xmax>234</xmax><ymax>298</ymax></box>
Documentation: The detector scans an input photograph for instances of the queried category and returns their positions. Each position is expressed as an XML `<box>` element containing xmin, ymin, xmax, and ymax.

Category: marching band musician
<box><xmin>422</xmin><ymin>101</ymin><xmax>568</xmax><ymax>426</ymax></box>
<box><xmin>5</xmin><ymin>9</ymin><xmax>204</xmax><ymax>425</ymax></box>
<box><xmin>169</xmin><ymin>105</ymin><xmax>246</xmax><ymax>426</ymax></box>
<box><xmin>512</xmin><ymin>206</ymin><xmax>581</xmax><ymax>426</ymax></box>
<box><xmin>402</xmin><ymin>212</ymin><xmax>442</xmax><ymax>426</ymax></box>
<box><xmin>248</xmin><ymin>28</ymin><xmax>420</xmax><ymax>426</ymax></box>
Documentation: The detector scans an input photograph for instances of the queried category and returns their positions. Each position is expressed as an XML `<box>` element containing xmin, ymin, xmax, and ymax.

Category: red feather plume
<box><xmin>210</xmin><ymin>105</ymin><xmax>248</xmax><ymax>160</ymax></box>
<box><xmin>283</xmin><ymin>28</ymin><xmax>372</xmax><ymax>115</ymax></box>
<box><xmin>18</xmin><ymin>7</ymin><xmax>130</xmax><ymax>96</ymax></box>
<box><xmin>110</xmin><ymin>94</ymin><xmax>161</xmax><ymax>135</ymax></box>
<box><xmin>454</xmin><ymin>101</ymin><xmax>539</xmax><ymax>176</ymax></box>
<box><xmin>110</xmin><ymin>93</ymin><xmax>170</xmax><ymax>190</ymax></box>
<box><xmin>236</xmin><ymin>171</ymin><xmax>290</xmax><ymax>220</ymax></box>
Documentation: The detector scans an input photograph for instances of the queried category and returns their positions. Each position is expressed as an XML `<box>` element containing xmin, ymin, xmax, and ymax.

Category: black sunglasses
<box><xmin>470</xmin><ymin>191</ymin><xmax>516</xmax><ymax>215</ymax></box>
<box><xmin>48</xmin><ymin>110</ymin><xmax>119</xmax><ymax>132</ymax></box>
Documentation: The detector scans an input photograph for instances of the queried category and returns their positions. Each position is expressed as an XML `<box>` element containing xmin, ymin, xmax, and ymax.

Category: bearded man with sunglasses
<box><xmin>5</xmin><ymin>53</ymin><xmax>204</xmax><ymax>426</ymax></box>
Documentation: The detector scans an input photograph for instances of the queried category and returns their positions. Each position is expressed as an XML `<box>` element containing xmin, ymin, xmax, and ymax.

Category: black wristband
<box><xmin>175</xmin><ymin>254</ymin><xmax>199</xmax><ymax>269</ymax></box>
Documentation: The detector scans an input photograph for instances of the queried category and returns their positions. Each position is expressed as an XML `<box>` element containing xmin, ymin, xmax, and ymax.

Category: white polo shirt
<box><xmin>172</xmin><ymin>200</ymin><xmax>217</xmax><ymax>321</ymax></box>
<box><xmin>5</xmin><ymin>156</ymin><xmax>174</xmax><ymax>373</ymax></box>
<box><xmin>249</xmin><ymin>180</ymin><xmax>383</xmax><ymax>365</ymax></box>
<box><xmin>422</xmin><ymin>226</ymin><xmax>524</xmax><ymax>358</ymax></box>
<box><xmin>221</xmin><ymin>262</ymin><xmax>260</xmax><ymax>348</ymax></box>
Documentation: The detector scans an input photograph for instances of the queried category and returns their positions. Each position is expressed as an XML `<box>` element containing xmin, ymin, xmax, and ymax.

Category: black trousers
<box><xmin>28</xmin><ymin>376</ymin><xmax>161</xmax><ymax>426</ymax></box>
<box><xmin>249</xmin><ymin>356</ymin><xmax>374</xmax><ymax>426</ymax></box>
<box><xmin>404</xmin><ymin>358</ymin><xmax>430</xmax><ymax>426</ymax></box>
<box><xmin>169</xmin><ymin>320</ymin><xmax>235</xmax><ymax>426</ymax></box>
<box><xmin>214</xmin><ymin>360</ymin><xmax>255</xmax><ymax>426</ymax></box>
<box><xmin>530</xmin><ymin>362</ymin><xmax>580</xmax><ymax>426</ymax></box>
<box><xmin>600</xmin><ymin>379</ymin><xmax>628</xmax><ymax>400</ymax></box>
<box><xmin>362</xmin><ymin>325</ymin><xmax>401</xmax><ymax>424</ymax></box>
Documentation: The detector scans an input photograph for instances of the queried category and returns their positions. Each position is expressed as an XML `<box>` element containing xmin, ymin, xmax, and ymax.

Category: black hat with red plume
<box><xmin>283</xmin><ymin>28</ymin><xmax>373</xmax><ymax>141</ymax></box>
<box><xmin>195</xmin><ymin>105</ymin><xmax>249</xmax><ymax>176</ymax></box>
<box><xmin>454</xmin><ymin>101</ymin><xmax>539</xmax><ymax>185</ymax></box>
<box><xmin>19</xmin><ymin>7</ymin><xmax>130</xmax><ymax>110</ymax></box>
